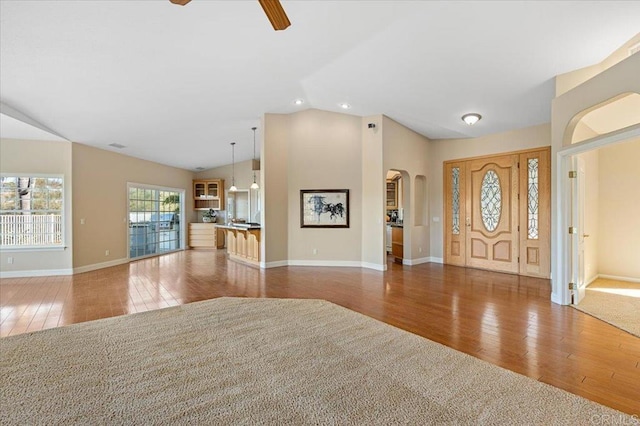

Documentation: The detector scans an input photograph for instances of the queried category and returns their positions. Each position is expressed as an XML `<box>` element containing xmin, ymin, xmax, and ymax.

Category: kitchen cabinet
<box><xmin>188</xmin><ymin>223</ymin><xmax>224</xmax><ymax>248</ymax></box>
<box><xmin>392</xmin><ymin>226</ymin><xmax>403</xmax><ymax>263</ymax></box>
<box><xmin>193</xmin><ymin>179</ymin><xmax>224</xmax><ymax>210</ymax></box>
<box><xmin>386</xmin><ymin>180</ymin><xmax>398</xmax><ymax>209</ymax></box>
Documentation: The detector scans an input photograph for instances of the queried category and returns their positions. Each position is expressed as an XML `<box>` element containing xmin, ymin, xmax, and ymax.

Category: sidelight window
<box><xmin>527</xmin><ymin>158</ymin><xmax>539</xmax><ymax>239</ymax></box>
<box><xmin>452</xmin><ymin>167</ymin><xmax>460</xmax><ymax>234</ymax></box>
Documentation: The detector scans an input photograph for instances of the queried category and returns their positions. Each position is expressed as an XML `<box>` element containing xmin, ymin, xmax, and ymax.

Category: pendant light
<box><xmin>250</xmin><ymin>127</ymin><xmax>259</xmax><ymax>190</ymax></box>
<box><xmin>229</xmin><ymin>142</ymin><xmax>237</xmax><ymax>192</ymax></box>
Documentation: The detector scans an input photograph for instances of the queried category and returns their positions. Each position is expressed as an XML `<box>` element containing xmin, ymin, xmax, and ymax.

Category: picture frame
<box><xmin>300</xmin><ymin>189</ymin><xmax>350</xmax><ymax>228</ymax></box>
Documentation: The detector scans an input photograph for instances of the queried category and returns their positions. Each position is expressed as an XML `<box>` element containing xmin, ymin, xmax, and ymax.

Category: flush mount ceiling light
<box><xmin>229</xmin><ymin>142</ymin><xmax>237</xmax><ymax>192</ymax></box>
<box><xmin>462</xmin><ymin>113</ymin><xmax>482</xmax><ymax>125</ymax></box>
<box><xmin>293</xmin><ymin>99</ymin><xmax>304</xmax><ymax>106</ymax></box>
<box><xmin>339</xmin><ymin>103</ymin><xmax>351</xmax><ymax>110</ymax></box>
<box><xmin>250</xmin><ymin>127</ymin><xmax>259</xmax><ymax>190</ymax></box>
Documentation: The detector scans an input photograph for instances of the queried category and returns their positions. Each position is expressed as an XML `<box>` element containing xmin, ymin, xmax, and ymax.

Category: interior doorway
<box><xmin>386</xmin><ymin>169</ymin><xmax>406</xmax><ymax>264</ymax></box>
<box><xmin>566</xmin><ymin>138</ymin><xmax>640</xmax><ymax>305</ymax></box>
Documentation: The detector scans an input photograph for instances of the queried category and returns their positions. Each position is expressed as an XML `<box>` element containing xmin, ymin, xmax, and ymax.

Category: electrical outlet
<box><xmin>105</xmin><ymin>250</ymin><xmax>110</xmax><ymax>256</ymax></box>
<box><xmin>419</xmin><ymin>247</ymin><xmax>422</xmax><ymax>253</ymax></box>
<box><xmin>80</xmin><ymin>218</ymin><xmax>85</xmax><ymax>225</ymax></box>
<box><xmin>7</xmin><ymin>257</ymin><xmax>13</xmax><ymax>264</ymax></box>
<box><xmin>312</xmin><ymin>248</ymin><xmax>317</xmax><ymax>255</ymax></box>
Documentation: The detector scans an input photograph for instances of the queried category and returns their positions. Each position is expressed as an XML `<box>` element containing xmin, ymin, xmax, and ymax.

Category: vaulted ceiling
<box><xmin>1</xmin><ymin>1</ymin><xmax>639</xmax><ymax>170</ymax></box>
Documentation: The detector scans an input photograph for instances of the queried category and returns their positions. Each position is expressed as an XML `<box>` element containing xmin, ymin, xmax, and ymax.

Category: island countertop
<box><xmin>214</xmin><ymin>224</ymin><xmax>262</xmax><ymax>230</ymax></box>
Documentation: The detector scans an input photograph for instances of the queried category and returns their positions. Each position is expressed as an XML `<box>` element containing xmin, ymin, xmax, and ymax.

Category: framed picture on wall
<box><xmin>300</xmin><ymin>189</ymin><xmax>350</xmax><ymax>228</ymax></box>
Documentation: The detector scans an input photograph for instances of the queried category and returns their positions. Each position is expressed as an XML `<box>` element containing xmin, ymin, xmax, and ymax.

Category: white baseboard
<box><xmin>361</xmin><ymin>262</ymin><xmax>387</xmax><ymax>271</ymax></box>
<box><xmin>73</xmin><ymin>258</ymin><xmax>129</xmax><ymax>274</ymax></box>
<box><xmin>288</xmin><ymin>260</ymin><xmax>364</xmax><ymax>268</ymax></box>
<box><xmin>0</xmin><ymin>268</ymin><xmax>73</xmax><ymax>279</ymax></box>
<box><xmin>261</xmin><ymin>260</ymin><xmax>289</xmax><ymax>269</ymax></box>
<box><xmin>585</xmin><ymin>274</ymin><xmax>599</xmax><ymax>287</ymax></box>
<box><xmin>403</xmin><ymin>257</ymin><xmax>431</xmax><ymax>266</ymax></box>
<box><xmin>598</xmin><ymin>274</ymin><xmax>640</xmax><ymax>283</ymax></box>
<box><xmin>428</xmin><ymin>257</ymin><xmax>443</xmax><ymax>264</ymax></box>
<box><xmin>262</xmin><ymin>260</ymin><xmax>386</xmax><ymax>271</ymax></box>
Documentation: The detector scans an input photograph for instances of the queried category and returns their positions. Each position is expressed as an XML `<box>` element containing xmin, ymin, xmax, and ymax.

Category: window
<box><xmin>0</xmin><ymin>175</ymin><xmax>64</xmax><ymax>248</ymax></box>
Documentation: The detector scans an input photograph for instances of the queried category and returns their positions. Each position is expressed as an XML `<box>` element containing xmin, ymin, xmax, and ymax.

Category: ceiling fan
<box><xmin>169</xmin><ymin>0</ymin><xmax>291</xmax><ymax>31</ymax></box>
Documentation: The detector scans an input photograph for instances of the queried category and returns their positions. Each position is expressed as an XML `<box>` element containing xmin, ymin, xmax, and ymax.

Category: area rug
<box><xmin>573</xmin><ymin>278</ymin><xmax>640</xmax><ymax>337</ymax></box>
<box><xmin>1</xmin><ymin>297</ymin><xmax>636</xmax><ymax>425</ymax></box>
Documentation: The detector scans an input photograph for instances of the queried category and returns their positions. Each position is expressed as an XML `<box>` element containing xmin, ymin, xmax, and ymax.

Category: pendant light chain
<box><xmin>251</xmin><ymin>127</ymin><xmax>259</xmax><ymax>190</ymax></box>
<box><xmin>229</xmin><ymin>142</ymin><xmax>237</xmax><ymax>192</ymax></box>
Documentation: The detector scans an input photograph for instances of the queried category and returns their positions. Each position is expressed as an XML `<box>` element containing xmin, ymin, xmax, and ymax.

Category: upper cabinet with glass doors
<box><xmin>193</xmin><ymin>179</ymin><xmax>225</xmax><ymax>210</ymax></box>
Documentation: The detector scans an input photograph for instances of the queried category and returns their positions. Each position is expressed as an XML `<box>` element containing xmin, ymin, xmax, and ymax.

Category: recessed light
<box><xmin>339</xmin><ymin>103</ymin><xmax>351</xmax><ymax>110</ymax></box>
<box><xmin>293</xmin><ymin>99</ymin><xmax>304</xmax><ymax>105</ymax></box>
<box><xmin>461</xmin><ymin>113</ymin><xmax>482</xmax><ymax>125</ymax></box>
<box><xmin>108</xmin><ymin>143</ymin><xmax>126</xmax><ymax>149</ymax></box>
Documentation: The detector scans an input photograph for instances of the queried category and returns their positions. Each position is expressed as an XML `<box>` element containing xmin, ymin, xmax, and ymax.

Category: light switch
<box><xmin>433</xmin><ymin>217</ymin><xmax>440</xmax><ymax>222</ymax></box>
<box><xmin>80</xmin><ymin>218</ymin><xmax>85</xmax><ymax>225</ymax></box>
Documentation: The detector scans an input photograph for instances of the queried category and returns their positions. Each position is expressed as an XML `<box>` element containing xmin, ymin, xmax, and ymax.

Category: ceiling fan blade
<box><xmin>258</xmin><ymin>0</ymin><xmax>291</xmax><ymax>31</ymax></box>
<box><xmin>169</xmin><ymin>0</ymin><xmax>192</xmax><ymax>5</ymax></box>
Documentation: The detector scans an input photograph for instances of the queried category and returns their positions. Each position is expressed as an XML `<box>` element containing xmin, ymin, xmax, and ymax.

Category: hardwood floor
<box><xmin>1</xmin><ymin>250</ymin><xmax>639</xmax><ymax>415</ymax></box>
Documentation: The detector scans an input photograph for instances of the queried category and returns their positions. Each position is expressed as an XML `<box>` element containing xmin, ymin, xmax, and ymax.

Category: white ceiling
<box><xmin>1</xmin><ymin>1</ymin><xmax>639</xmax><ymax>170</ymax></box>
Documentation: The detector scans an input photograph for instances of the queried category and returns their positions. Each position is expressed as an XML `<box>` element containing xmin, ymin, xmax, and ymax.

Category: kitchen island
<box><xmin>215</xmin><ymin>224</ymin><xmax>261</xmax><ymax>267</ymax></box>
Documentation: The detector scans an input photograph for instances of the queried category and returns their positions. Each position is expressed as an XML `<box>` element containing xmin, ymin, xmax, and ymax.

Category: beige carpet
<box><xmin>573</xmin><ymin>278</ymin><xmax>640</xmax><ymax>337</ymax></box>
<box><xmin>1</xmin><ymin>297</ymin><xmax>636</xmax><ymax>425</ymax></box>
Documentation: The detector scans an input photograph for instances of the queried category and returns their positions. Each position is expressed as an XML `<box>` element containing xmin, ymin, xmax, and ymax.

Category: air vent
<box><xmin>195</xmin><ymin>167</ymin><xmax>205</xmax><ymax>171</ymax></box>
<box><xmin>108</xmin><ymin>143</ymin><xmax>126</xmax><ymax>149</ymax></box>
<box><xmin>630</xmin><ymin>42</ymin><xmax>640</xmax><ymax>57</ymax></box>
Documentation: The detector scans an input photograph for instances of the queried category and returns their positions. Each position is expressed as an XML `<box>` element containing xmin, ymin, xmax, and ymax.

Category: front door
<box><xmin>444</xmin><ymin>147</ymin><xmax>550</xmax><ymax>277</ymax></box>
<box><xmin>466</xmin><ymin>154</ymin><xmax>520</xmax><ymax>274</ymax></box>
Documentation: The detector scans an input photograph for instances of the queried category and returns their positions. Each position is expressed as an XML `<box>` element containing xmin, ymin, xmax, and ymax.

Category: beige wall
<box><xmin>262</xmin><ymin>110</ymin><xmax>429</xmax><ymax>269</ymax></box>
<box><xmin>429</xmin><ymin>123</ymin><xmax>551</xmax><ymax>260</ymax></box>
<box><xmin>597</xmin><ymin>138</ymin><xmax>640</xmax><ymax>279</ymax></box>
<box><xmin>286</xmin><ymin>109</ymin><xmax>362</xmax><ymax>262</ymax></box>
<box><xmin>361</xmin><ymin>115</ymin><xmax>385</xmax><ymax>267</ymax></box>
<box><xmin>72</xmin><ymin>143</ymin><xmax>195</xmax><ymax>269</ymax></box>
<box><xmin>555</xmin><ymin>33</ymin><xmax>640</xmax><ymax>97</ymax></box>
<box><xmin>383</xmin><ymin>116</ymin><xmax>430</xmax><ymax>263</ymax></box>
<box><xmin>0</xmin><ymin>138</ymin><xmax>73</xmax><ymax>274</ymax></box>
<box><xmin>263</xmin><ymin>113</ymin><xmax>290</xmax><ymax>264</ymax></box>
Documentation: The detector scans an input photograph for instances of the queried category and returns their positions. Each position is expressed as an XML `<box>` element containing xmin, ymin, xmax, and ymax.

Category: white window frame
<box><xmin>0</xmin><ymin>173</ymin><xmax>65</xmax><ymax>251</ymax></box>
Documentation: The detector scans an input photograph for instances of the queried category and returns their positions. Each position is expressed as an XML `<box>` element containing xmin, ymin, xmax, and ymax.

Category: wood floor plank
<box><xmin>1</xmin><ymin>250</ymin><xmax>638</xmax><ymax>415</ymax></box>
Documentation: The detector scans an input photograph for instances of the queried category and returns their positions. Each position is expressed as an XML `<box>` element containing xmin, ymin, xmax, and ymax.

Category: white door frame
<box><xmin>553</xmin><ymin>123</ymin><xmax>640</xmax><ymax>305</ymax></box>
